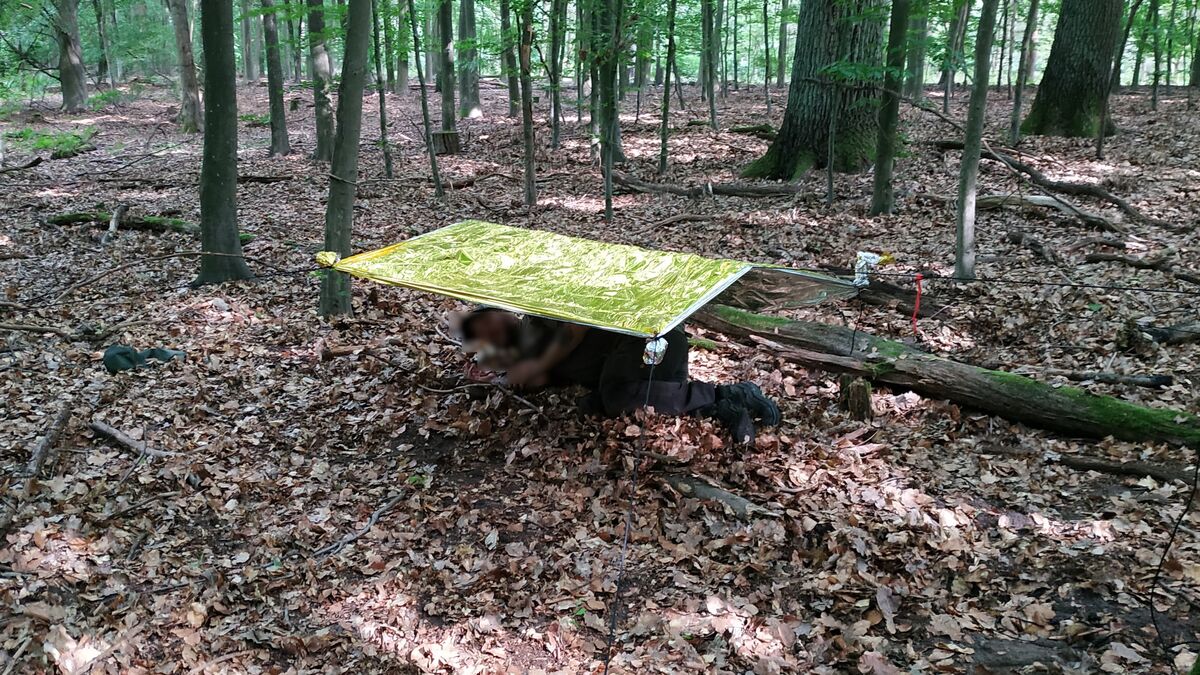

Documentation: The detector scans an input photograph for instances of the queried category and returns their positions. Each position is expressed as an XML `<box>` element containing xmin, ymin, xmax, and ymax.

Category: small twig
<box><xmin>314</xmin><ymin>492</ymin><xmax>405</xmax><ymax>558</ymax></box>
<box><xmin>0</xmin><ymin>322</ymin><xmax>74</xmax><ymax>339</ymax></box>
<box><xmin>416</xmin><ymin>381</ymin><xmax>548</xmax><ymax>421</ymax></box>
<box><xmin>100</xmin><ymin>204</ymin><xmax>128</xmax><ymax>245</ymax></box>
<box><xmin>90</xmin><ymin>420</ymin><xmax>177</xmax><ymax>458</ymax></box>
<box><xmin>23</xmin><ymin>402</ymin><xmax>72</xmax><ymax>477</ymax></box>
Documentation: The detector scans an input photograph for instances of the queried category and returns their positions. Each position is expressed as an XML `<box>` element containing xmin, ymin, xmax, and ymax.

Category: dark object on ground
<box><xmin>103</xmin><ymin>345</ymin><xmax>185</xmax><ymax>374</ymax></box>
<box><xmin>839</xmin><ymin>375</ymin><xmax>873</xmax><ymax>420</ymax></box>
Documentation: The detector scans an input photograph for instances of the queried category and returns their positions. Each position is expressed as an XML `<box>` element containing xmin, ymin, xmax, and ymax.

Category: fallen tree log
<box><xmin>613</xmin><ymin>171</ymin><xmax>812</xmax><ymax>199</ymax></box>
<box><xmin>1117</xmin><ymin>319</ymin><xmax>1200</xmax><ymax>349</ymax></box>
<box><xmin>980</xmin><ymin>445</ymin><xmax>1187</xmax><ymax>484</ymax></box>
<box><xmin>929</xmin><ymin>141</ymin><xmax>1183</xmax><ymax>232</ymax></box>
<box><xmin>694</xmin><ymin>305</ymin><xmax>1200</xmax><ymax>447</ymax></box>
<box><xmin>815</xmin><ymin>265</ymin><xmax>945</xmax><ymax>318</ymax></box>
<box><xmin>48</xmin><ymin>211</ymin><xmax>198</xmax><ymax>235</ymax></box>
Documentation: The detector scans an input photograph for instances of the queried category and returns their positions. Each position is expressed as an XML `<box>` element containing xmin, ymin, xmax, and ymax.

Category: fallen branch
<box><xmin>1118</xmin><ymin>319</ymin><xmax>1200</xmax><ymax>348</ymax></box>
<box><xmin>23</xmin><ymin>402</ymin><xmax>72</xmax><ymax>477</ymax></box>
<box><xmin>661</xmin><ymin>475</ymin><xmax>779</xmax><ymax>519</ymax></box>
<box><xmin>815</xmin><ymin>265</ymin><xmax>945</xmax><ymax>318</ymax></box>
<box><xmin>1039</xmin><ymin>368</ymin><xmax>1173</xmax><ymax>388</ymax></box>
<box><xmin>645</xmin><ymin>213</ymin><xmax>713</xmax><ymax>228</ymax></box>
<box><xmin>441</xmin><ymin>172</ymin><xmax>512</xmax><ymax>189</ymax></box>
<box><xmin>930</xmin><ymin>140</ymin><xmax>1183</xmax><ymax>231</ymax></box>
<box><xmin>47</xmin><ymin>210</ymin><xmax>198</xmax><ymax>236</ymax></box>
<box><xmin>0</xmin><ymin>322</ymin><xmax>74</xmax><ymax>339</ymax></box>
<box><xmin>1085</xmin><ymin>251</ymin><xmax>1200</xmax><ymax>286</ymax></box>
<box><xmin>0</xmin><ymin>156</ymin><xmax>43</xmax><ymax>174</ymax></box>
<box><xmin>1005</xmin><ymin>230</ymin><xmax>1061</xmax><ymax>264</ymax></box>
<box><xmin>415</xmin><ymin>381</ymin><xmax>548</xmax><ymax>422</ymax></box>
<box><xmin>100</xmin><ymin>204</ymin><xmax>129</xmax><ymax>245</ymax></box>
<box><xmin>695</xmin><ymin>305</ymin><xmax>1200</xmax><ymax>447</ymax></box>
<box><xmin>980</xmin><ymin>194</ymin><xmax>1118</xmax><ymax>232</ymax></box>
<box><xmin>727</xmin><ymin>123</ymin><xmax>776</xmax><ymax>141</ymax></box>
<box><xmin>314</xmin><ymin>492</ymin><xmax>405</xmax><ymax>558</ymax></box>
<box><xmin>613</xmin><ymin>171</ymin><xmax>812</xmax><ymax>199</ymax></box>
<box><xmin>90</xmin><ymin>420</ymin><xmax>177</xmax><ymax>458</ymax></box>
<box><xmin>981</xmin><ymin>445</ymin><xmax>1187</xmax><ymax>484</ymax></box>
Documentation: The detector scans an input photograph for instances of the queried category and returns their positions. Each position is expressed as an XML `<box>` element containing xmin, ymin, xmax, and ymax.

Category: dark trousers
<box><xmin>550</xmin><ymin>327</ymin><xmax>717</xmax><ymax>417</ymax></box>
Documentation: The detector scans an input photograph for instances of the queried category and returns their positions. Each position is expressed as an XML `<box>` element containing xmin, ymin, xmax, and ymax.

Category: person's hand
<box><xmin>463</xmin><ymin>360</ymin><xmax>499</xmax><ymax>383</ymax></box>
<box><xmin>505</xmin><ymin>359</ymin><xmax>544</xmax><ymax>389</ymax></box>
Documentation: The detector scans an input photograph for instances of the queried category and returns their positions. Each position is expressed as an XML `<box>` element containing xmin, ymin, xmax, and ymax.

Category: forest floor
<box><xmin>2</xmin><ymin>79</ymin><xmax>1200</xmax><ymax>674</ymax></box>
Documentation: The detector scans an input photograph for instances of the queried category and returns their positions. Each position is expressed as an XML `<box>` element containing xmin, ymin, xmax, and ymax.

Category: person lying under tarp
<box><xmin>454</xmin><ymin>308</ymin><xmax>781</xmax><ymax>444</ymax></box>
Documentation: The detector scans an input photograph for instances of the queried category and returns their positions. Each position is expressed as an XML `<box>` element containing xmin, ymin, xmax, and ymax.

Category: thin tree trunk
<box><xmin>1008</xmin><ymin>0</ymin><xmax>1039</xmax><ymax>143</ymax></box>
<box><xmin>319</xmin><ymin>0</ymin><xmax>373</xmax><ymax>316</ymax></box>
<box><xmin>600</xmin><ymin>0</ymin><xmax>624</xmax><ymax>218</ymax></box>
<box><xmin>381</xmin><ymin>0</ymin><xmax>396</xmax><ymax>90</ymax></box>
<box><xmin>54</xmin><ymin>0</ymin><xmax>88</xmax><ymax>112</ymax></box>
<box><xmin>262</xmin><ymin>0</ymin><xmax>292</xmax><ymax>155</ymax></box>
<box><xmin>904</xmin><ymin>1</ymin><xmax>928</xmax><ymax>98</ymax></box>
<box><xmin>575</xmin><ymin>0</ymin><xmax>586</xmax><ymax>122</ymax></box>
<box><xmin>457</xmin><ymin>0</ymin><xmax>480</xmax><ymax>117</ymax></box>
<box><xmin>941</xmin><ymin>0</ymin><xmax>970</xmax><ymax>113</ymax></box>
<box><xmin>308</xmin><ymin>0</ymin><xmax>335</xmax><ymax>161</ymax></box>
<box><xmin>371</xmin><ymin>0</ymin><xmax>394</xmax><ymax>176</ymax></box>
<box><xmin>775</xmin><ymin>0</ymin><xmax>789</xmax><ymax>87</ymax></box>
<box><xmin>406</xmin><ymin>0</ymin><xmax>443</xmax><ymax>198</ymax></box>
<box><xmin>733</xmin><ymin>0</ymin><xmax>739</xmax><ymax>88</ymax></box>
<box><xmin>436</xmin><ymin>0</ymin><xmax>455</xmax><ymax>129</ymax></box>
<box><xmin>286</xmin><ymin>0</ymin><xmax>303</xmax><ymax>81</ymax></box>
<box><xmin>396</xmin><ymin>0</ymin><xmax>409</xmax><ymax>91</ymax></box>
<box><xmin>91</xmin><ymin>0</ymin><xmax>112</xmax><ymax>87</ymax></box>
<box><xmin>1097</xmin><ymin>0</ymin><xmax>1146</xmax><ymax>159</ymax></box>
<box><xmin>168</xmin><ymin>0</ymin><xmax>203</xmax><ymax>132</ymax></box>
<box><xmin>761</xmin><ymin>0</ymin><xmax>771</xmax><ymax>114</ymax></box>
<box><xmin>549</xmin><ymin>0</ymin><xmax>567</xmax><ymax>146</ymax></box>
<box><xmin>701</xmin><ymin>0</ymin><xmax>718</xmax><ymax>127</ymax></box>
<box><xmin>241</xmin><ymin>0</ymin><xmax>260</xmax><ymax>79</ymax></box>
<box><xmin>658</xmin><ymin>0</ymin><xmax>677</xmax><ymax>175</ymax></box>
<box><xmin>716</xmin><ymin>0</ymin><xmax>727</xmax><ymax>96</ymax></box>
<box><xmin>518</xmin><ymin>0</ymin><xmax>537</xmax><ymax>207</ymax></box>
<box><xmin>1167</xmin><ymin>0</ymin><xmax>1179</xmax><ymax>90</ymax></box>
<box><xmin>501</xmin><ymin>0</ymin><xmax>519</xmax><ymax>116</ymax></box>
<box><xmin>956</xmin><ymin>0</ymin><xmax>1000</xmax><ymax>280</ymax></box>
<box><xmin>197</xmin><ymin>0</ymin><xmax>253</xmax><ymax>284</ymax></box>
<box><xmin>1153</xmin><ymin>0</ymin><xmax>1162</xmax><ymax>109</ymax></box>
<box><xmin>869</xmin><ymin>0</ymin><xmax>910</xmax><ymax>216</ymax></box>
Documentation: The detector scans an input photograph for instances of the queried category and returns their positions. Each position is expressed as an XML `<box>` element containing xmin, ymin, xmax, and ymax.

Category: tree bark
<box><xmin>696</xmin><ymin>305</ymin><xmax>1200</xmax><ymax>448</ymax></box>
<box><xmin>286</xmin><ymin>0</ymin><xmax>303</xmax><ymax>81</ymax></box>
<box><xmin>760</xmin><ymin>0</ymin><xmax>770</xmax><ymax>113</ymax></box>
<box><xmin>262</xmin><ymin>0</ymin><xmax>292</xmax><ymax>155</ymax></box>
<box><xmin>1022</xmin><ymin>0</ymin><xmax>1122</xmax><ymax>137</ymax></box>
<box><xmin>457</xmin><ymin>0</ymin><xmax>480</xmax><ymax>118</ymax></box>
<box><xmin>371</xmin><ymin>0</ymin><xmax>394</xmax><ymax>177</ymax></box>
<box><xmin>406</xmin><ymin>0</ymin><xmax>443</xmax><ymax>199</ymax></box>
<box><xmin>91</xmin><ymin>0</ymin><xmax>112</xmax><ymax>88</ymax></box>
<box><xmin>197</xmin><ymin>0</ymin><xmax>253</xmax><ymax>285</ymax></box>
<box><xmin>1096</xmin><ymin>0</ymin><xmax>1145</xmax><ymax>159</ymax></box>
<box><xmin>308</xmin><ymin>0</ymin><xmax>335</xmax><ymax>161</ymax></box>
<box><xmin>54</xmin><ymin>0</ymin><xmax>88</xmax><ymax>112</ymax></box>
<box><xmin>904</xmin><ymin>1</ymin><xmax>928</xmax><ymax>98</ymax></box>
<box><xmin>1152</xmin><ymin>0</ymin><xmax>1162</xmax><ymax>110</ymax></box>
<box><xmin>167</xmin><ymin>0</ymin><xmax>203</xmax><ymax>133</ymax></box>
<box><xmin>1008</xmin><ymin>0</ymin><xmax>1040</xmax><ymax>144</ymax></box>
<box><xmin>599</xmin><ymin>0</ymin><xmax>625</xmax><ymax>218</ymax></box>
<box><xmin>518</xmin><ymin>0</ymin><xmax>536</xmax><ymax>207</ymax></box>
<box><xmin>500</xmin><ymin>0</ymin><xmax>519</xmax><ymax>117</ymax></box>
<box><xmin>436</xmin><ymin>0</ymin><xmax>456</xmax><ymax>130</ymax></box>
<box><xmin>775</xmin><ymin>0</ymin><xmax>789</xmax><ymax>87</ymax></box>
<box><xmin>657</xmin><ymin>0</ymin><xmax>678</xmax><ymax>175</ymax></box>
<box><xmin>940</xmin><ymin>0</ymin><xmax>970</xmax><ymax>113</ymax></box>
<box><xmin>395</xmin><ymin>0</ymin><xmax>409</xmax><ymax>91</ymax></box>
<box><xmin>319</xmin><ymin>0</ymin><xmax>373</xmax><ymax>316</ymax></box>
<box><xmin>955</xmin><ymin>0</ymin><xmax>999</xmax><ymax>280</ymax></box>
<box><xmin>241</xmin><ymin>0</ymin><xmax>260</xmax><ymax>79</ymax></box>
<box><xmin>742</xmin><ymin>0</ymin><xmax>885</xmax><ymax>179</ymax></box>
<box><xmin>380</xmin><ymin>0</ymin><xmax>395</xmax><ymax>90</ymax></box>
<box><xmin>869</xmin><ymin>0</ymin><xmax>910</xmax><ymax>216</ymax></box>
<box><xmin>548</xmin><ymin>0</ymin><xmax>567</xmax><ymax>146</ymax></box>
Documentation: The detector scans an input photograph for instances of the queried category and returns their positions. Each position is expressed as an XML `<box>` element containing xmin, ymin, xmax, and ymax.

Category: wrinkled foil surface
<box><xmin>318</xmin><ymin>220</ymin><xmax>856</xmax><ymax>337</ymax></box>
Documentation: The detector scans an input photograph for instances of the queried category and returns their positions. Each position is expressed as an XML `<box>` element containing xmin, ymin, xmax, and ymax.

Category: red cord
<box><xmin>912</xmin><ymin>273</ymin><xmax>923</xmax><ymax>336</ymax></box>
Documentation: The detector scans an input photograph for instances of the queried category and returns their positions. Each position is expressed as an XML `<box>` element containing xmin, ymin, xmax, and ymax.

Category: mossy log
<box><xmin>48</xmin><ymin>211</ymin><xmax>198</xmax><ymax>235</ymax></box>
<box><xmin>695</xmin><ymin>304</ymin><xmax>1200</xmax><ymax>447</ymax></box>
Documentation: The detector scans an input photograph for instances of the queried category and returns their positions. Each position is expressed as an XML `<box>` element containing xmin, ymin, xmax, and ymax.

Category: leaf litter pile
<box><xmin>2</xmin><ymin>82</ymin><xmax>1200</xmax><ymax>673</ymax></box>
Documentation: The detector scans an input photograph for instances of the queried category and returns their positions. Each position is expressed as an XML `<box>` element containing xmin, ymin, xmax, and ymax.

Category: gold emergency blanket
<box><xmin>316</xmin><ymin>220</ymin><xmax>856</xmax><ymax>337</ymax></box>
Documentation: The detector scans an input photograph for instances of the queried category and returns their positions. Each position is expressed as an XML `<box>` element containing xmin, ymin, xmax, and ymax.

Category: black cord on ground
<box><xmin>602</xmin><ymin>361</ymin><xmax>656</xmax><ymax>675</ymax></box>
<box><xmin>1151</xmin><ymin>446</ymin><xmax>1200</xmax><ymax>654</ymax></box>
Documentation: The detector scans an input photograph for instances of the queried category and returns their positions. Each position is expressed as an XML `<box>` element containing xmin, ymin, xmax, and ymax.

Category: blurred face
<box><xmin>469</xmin><ymin>311</ymin><xmax>518</xmax><ymax>348</ymax></box>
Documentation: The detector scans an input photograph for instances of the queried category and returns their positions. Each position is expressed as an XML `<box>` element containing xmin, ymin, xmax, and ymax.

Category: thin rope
<box><xmin>602</xmin><ymin>360</ymin><xmax>656</xmax><ymax>674</ymax></box>
<box><xmin>870</xmin><ymin>270</ymin><xmax>1200</xmax><ymax>297</ymax></box>
<box><xmin>1151</xmin><ymin>448</ymin><xmax>1200</xmax><ymax>653</ymax></box>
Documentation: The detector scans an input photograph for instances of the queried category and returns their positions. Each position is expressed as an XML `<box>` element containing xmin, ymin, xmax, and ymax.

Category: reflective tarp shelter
<box><xmin>315</xmin><ymin>220</ymin><xmax>857</xmax><ymax>338</ymax></box>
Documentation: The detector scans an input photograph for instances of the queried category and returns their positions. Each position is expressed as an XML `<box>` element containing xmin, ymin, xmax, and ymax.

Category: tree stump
<box><xmin>838</xmin><ymin>375</ymin><xmax>873</xmax><ymax>421</ymax></box>
<box><xmin>432</xmin><ymin>130</ymin><xmax>460</xmax><ymax>155</ymax></box>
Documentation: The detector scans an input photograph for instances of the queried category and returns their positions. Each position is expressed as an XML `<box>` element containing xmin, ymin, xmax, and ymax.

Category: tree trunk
<box><xmin>733</xmin><ymin>0</ymin><xmax>739</xmax><ymax>88</ymax></box>
<box><xmin>742</xmin><ymin>0</ymin><xmax>885</xmax><ymax>179</ymax></box>
<box><xmin>1191</xmin><ymin>25</ymin><xmax>1200</xmax><ymax>86</ymax></box>
<box><xmin>500</xmin><ymin>0</ymin><xmax>519</xmax><ymax>117</ymax></box>
<box><xmin>904</xmin><ymin>2</ymin><xmax>928</xmax><ymax>98</ymax></box>
<box><xmin>55</xmin><ymin>0</ymin><xmax>88</xmax><ymax>112</ymax></box>
<box><xmin>696</xmin><ymin>305</ymin><xmax>1200</xmax><ymax>447</ymax></box>
<box><xmin>262</xmin><ymin>0</ymin><xmax>292</xmax><ymax>155</ymax></box>
<box><xmin>715</xmin><ymin>0</ymin><xmax>727</xmax><ymax>96</ymax></box>
<box><xmin>1166</xmin><ymin>0</ymin><xmax>1179</xmax><ymax>91</ymax></box>
<box><xmin>319</xmin><ymin>0</ymin><xmax>373</xmax><ymax>316</ymax></box>
<box><xmin>436</xmin><ymin>0</ymin><xmax>456</xmax><ymax>130</ymax></box>
<box><xmin>701</xmin><ymin>0</ymin><xmax>718</xmax><ymax>127</ymax></box>
<box><xmin>457</xmin><ymin>0</ymin><xmax>480</xmax><ymax>118</ymax></box>
<box><xmin>658</xmin><ymin>0</ymin><xmax>677</xmax><ymax>175</ymax></box>
<box><xmin>286</xmin><ymin>0</ymin><xmax>303</xmax><ymax>81</ymax></box>
<box><xmin>91</xmin><ymin>0</ymin><xmax>112</xmax><ymax>88</ymax></box>
<box><xmin>956</xmin><ymin>0</ymin><xmax>999</xmax><ymax>280</ymax></box>
<box><xmin>576</xmin><ymin>0</ymin><xmax>586</xmax><ymax>121</ymax></box>
<box><xmin>396</xmin><ymin>0</ymin><xmax>409</xmax><ymax>92</ymax></box>
<box><xmin>518</xmin><ymin>0</ymin><xmax>537</xmax><ymax>207</ymax></box>
<box><xmin>197</xmin><ymin>0</ymin><xmax>253</xmax><ymax>285</ymax></box>
<box><xmin>775</xmin><ymin>0</ymin><xmax>789</xmax><ymax>87</ymax></box>
<box><xmin>381</xmin><ymin>0</ymin><xmax>396</xmax><ymax>90</ymax></box>
<box><xmin>760</xmin><ymin>0</ymin><xmax>770</xmax><ymax>113</ymax></box>
<box><xmin>308</xmin><ymin>0</ymin><xmax>335</xmax><ymax>161</ymax></box>
<box><xmin>940</xmin><ymin>0</ymin><xmax>970</xmax><ymax>113</ymax></box>
<box><xmin>167</xmin><ymin>0</ymin><xmax>203</xmax><ymax>133</ymax></box>
<box><xmin>549</xmin><ymin>0</ymin><xmax>567</xmax><ymax>146</ymax></box>
<box><xmin>371</xmin><ymin>0</ymin><xmax>394</xmax><ymax>176</ymax></box>
<box><xmin>406</xmin><ymin>0</ymin><xmax>443</xmax><ymax>198</ymax></box>
<box><xmin>1008</xmin><ymin>0</ymin><xmax>1040</xmax><ymax>143</ymax></box>
<box><xmin>1152</xmin><ymin>0</ymin><xmax>1162</xmax><ymax>109</ymax></box>
<box><xmin>1022</xmin><ymin>0</ymin><xmax>1122</xmax><ymax>137</ymax></box>
<box><xmin>241</xmin><ymin>0</ymin><xmax>260</xmax><ymax>79</ymax></box>
<box><xmin>599</xmin><ymin>0</ymin><xmax>624</xmax><ymax>218</ymax></box>
<box><xmin>1096</xmin><ymin>0</ymin><xmax>1146</xmax><ymax>159</ymax></box>
<box><xmin>869</xmin><ymin>0</ymin><xmax>910</xmax><ymax>217</ymax></box>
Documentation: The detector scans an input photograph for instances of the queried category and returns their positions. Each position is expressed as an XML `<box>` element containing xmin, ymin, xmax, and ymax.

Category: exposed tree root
<box><xmin>930</xmin><ymin>140</ymin><xmax>1185</xmax><ymax>232</ymax></box>
<box><xmin>613</xmin><ymin>171</ymin><xmax>812</xmax><ymax>199</ymax></box>
<box><xmin>1005</xmin><ymin>230</ymin><xmax>1062</xmax><ymax>264</ymax></box>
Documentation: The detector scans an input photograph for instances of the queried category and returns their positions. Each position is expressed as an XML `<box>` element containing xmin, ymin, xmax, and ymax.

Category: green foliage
<box><xmin>88</xmin><ymin>89</ymin><xmax>131</xmax><ymax>110</ymax></box>
<box><xmin>239</xmin><ymin>112</ymin><xmax>271</xmax><ymax>126</ymax></box>
<box><xmin>5</xmin><ymin>127</ymin><xmax>96</xmax><ymax>158</ymax></box>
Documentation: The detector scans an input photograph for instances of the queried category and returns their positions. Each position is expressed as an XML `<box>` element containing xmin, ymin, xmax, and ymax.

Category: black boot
<box><xmin>717</xmin><ymin>382</ymin><xmax>781</xmax><ymax>426</ymax></box>
<box><xmin>699</xmin><ymin>399</ymin><xmax>756</xmax><ymax>445</ymax></box>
